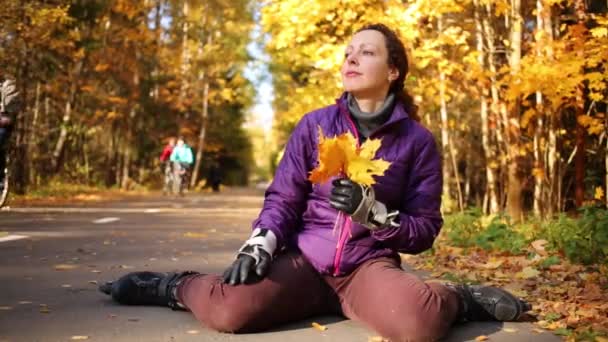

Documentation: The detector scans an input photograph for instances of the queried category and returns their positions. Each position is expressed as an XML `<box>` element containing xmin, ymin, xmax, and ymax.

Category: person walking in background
<box><xmin>207</xmin><ymin>160</ymin><xmax>222</xmax><ymax>193</ymax></box>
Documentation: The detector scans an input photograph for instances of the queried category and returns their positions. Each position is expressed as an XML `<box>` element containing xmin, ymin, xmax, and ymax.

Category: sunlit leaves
<box><xmin>309</xmin><ymin>127</ymin><xmax>390</xmax><ymax>186</ymax></box>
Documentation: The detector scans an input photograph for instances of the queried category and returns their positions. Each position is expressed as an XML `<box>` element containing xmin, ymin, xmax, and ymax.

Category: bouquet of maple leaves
<box><xmin>308</xmin><ymin>127</ymin><xmax>391</xmax><ymax>186</ymax></box>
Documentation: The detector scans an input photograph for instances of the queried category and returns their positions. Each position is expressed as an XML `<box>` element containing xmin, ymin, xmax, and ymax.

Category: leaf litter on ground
<box><xmin>402</xmin><ymin>234</ymin><xmax>608</xmax><ymax>340</ymax></box>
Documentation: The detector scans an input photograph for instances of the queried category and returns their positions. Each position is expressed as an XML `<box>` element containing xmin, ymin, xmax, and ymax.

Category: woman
<box><xmin>100</xmin><ymin>24</ymin><xmax>530</xmax><ymax>342</ymax></box>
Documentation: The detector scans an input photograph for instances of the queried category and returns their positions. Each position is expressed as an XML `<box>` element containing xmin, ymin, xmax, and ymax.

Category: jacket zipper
<box><xmin>332</xmin><ymin>103</ymin><xmax>360</xmax><ymax>276</ymax></box>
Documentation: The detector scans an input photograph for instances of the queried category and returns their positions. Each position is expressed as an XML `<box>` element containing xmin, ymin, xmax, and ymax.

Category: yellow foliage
<box><xmin>309</xmin><ymin>127</ymin><xmax>391</xmax><ymax>186</ymax></box>
<box><xmin>594</xmin><ymin>187</ymin><xmax>605</xmax><ymax>200</ymax></box>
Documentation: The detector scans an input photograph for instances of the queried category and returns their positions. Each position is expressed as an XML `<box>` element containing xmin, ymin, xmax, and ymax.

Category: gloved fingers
<box><xmin>239</xmin><ymin>255</ymin><xmax>254</xmax><ymax>284</ymax></box>
<box><xmin>331</xmin><ymin>177</ymin><xmax>353</xmax><ymax>187</ymax></box>
<box><xmin>222</xmin><ymin>264</ymin><xmax>234</xmax><ymax>284</ymax></box>
<box><xmin>256</xmin><ymin>252</ymin><xmax>271</xmax><ymax>277</ymax></box>
<box><xmin>329</xmin><ymin>199</ymin><xmax>351</xmax><ymax>213</ymax></box>
<box><xmin>329</xmin><ymin>192</ymin><xmax>350</xmax><ymax>203</ymax></box>
<box><xmin>331</xmin><ymin>186</ymin><xmax>352</xmax><ymax>197</ymax></box>
<box><xmin>228</xmin><ymin>259</ymin><xmax>243</xmax><ymax>285</ymax></box>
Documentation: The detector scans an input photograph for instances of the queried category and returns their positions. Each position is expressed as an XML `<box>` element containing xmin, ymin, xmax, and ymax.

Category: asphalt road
<box><xmin>0</xmin><ymin>189</ymin><xmax>561</xmax><ymax>342</ymax></box>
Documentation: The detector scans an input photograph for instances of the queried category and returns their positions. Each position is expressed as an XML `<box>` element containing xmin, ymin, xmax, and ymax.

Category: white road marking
<box><xmin>5</xmin><ymin>207</ymin><xmax>260</xmax><ymax>215</ymax></box>
<box><xmin>92</xmin><ymin>217</ymin><xmax>120</xmax><ymax>224</ymax></box>
<box><xmin>0</xmin><ymin>234</ymin><xmax>28</xmax><ymax>243</ymax></box>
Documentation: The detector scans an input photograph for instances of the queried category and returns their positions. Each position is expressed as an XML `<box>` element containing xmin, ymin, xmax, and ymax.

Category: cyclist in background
<box><xmin>160</xmin><ymin>138</ymin><xmax>176</xmax><ymax>195</ymax></box>
<box><xmin>0</xmin><ymin>77</ymin><xmax>19</xmax><ymax>194</ymax></box>
<box><xmin>169</xmin><ymin>137</ymin><xmax>194</xmax><ymax>195</ymax></box>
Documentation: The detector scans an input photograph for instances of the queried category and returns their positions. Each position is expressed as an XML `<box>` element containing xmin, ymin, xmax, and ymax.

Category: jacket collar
<box><xmin>335</xmin><ymin>92</ymin><xmax>409</xmax><ymax>132</ymax></box>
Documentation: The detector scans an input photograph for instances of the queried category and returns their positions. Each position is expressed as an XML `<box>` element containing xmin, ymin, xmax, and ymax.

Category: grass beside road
<box><xmin>7</xmin><ymin>182</ymin><xmax>148</xmax><ymax>207</ymax></box>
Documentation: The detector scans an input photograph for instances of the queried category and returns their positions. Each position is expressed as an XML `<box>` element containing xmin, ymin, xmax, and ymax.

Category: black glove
<box><xmin>329</xmin><ymin>178</ymin><xmax>363</xmax><ymax>215</ymax></box>
<box><xmin>330</xmin><ymin>178</ymin><xmax>400</xmax><ymax>230</ymax></box>
<box><xmin>222</xmin><ymin>228</ymin><xmax>277</xmax><ymax>285</ymax></box>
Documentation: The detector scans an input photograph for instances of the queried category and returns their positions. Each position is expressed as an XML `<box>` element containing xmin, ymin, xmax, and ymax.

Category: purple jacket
<box><xmin>252</xmin><ymin>93</ymin><xmax>443</xmax><ymax>276</ymax></box>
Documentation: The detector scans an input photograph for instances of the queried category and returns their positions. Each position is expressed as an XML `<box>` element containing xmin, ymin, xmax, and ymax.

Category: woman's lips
<box><xmin>345</xmin><ymin>71</ymin><xmax>361</xmax><ymax>77</ymax></box>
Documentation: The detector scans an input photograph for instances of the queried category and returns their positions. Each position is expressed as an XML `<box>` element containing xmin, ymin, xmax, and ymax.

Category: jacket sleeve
<box><xmin>252</xmin><ymin>115</ymin><xmax>315</xmax><ymax>247</ymax></box>
<box><xmin>371</xmin><ymin>131</ymin><xmax>443</xmax><ymax>254</ymax></box>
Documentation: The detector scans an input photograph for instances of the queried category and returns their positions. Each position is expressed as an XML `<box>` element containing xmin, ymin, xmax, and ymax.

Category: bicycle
<box><xmin>0</xmin><ymin>78</ymin><xmax>18</xmax><ymax>209</ymax></box>
<box><xmin>162</xmin><ymin>162</ymin><xmax>174</xmax><ymax>196</ymax></box>
<box><xmin>0</xmin><ymin>154</ymin><xmax>8</xmax><ymax>208</ymax></box>
<box><xmin>172</xmin><ymin>162</ymin><xmax>189</xmax><ymax>196</ymax></box>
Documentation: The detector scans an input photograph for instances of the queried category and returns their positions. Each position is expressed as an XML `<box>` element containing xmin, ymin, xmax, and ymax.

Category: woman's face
<box><xmin>341</xmin><ymin>29</ymin><xmax>398</xmax><ymax>99</ymax></box>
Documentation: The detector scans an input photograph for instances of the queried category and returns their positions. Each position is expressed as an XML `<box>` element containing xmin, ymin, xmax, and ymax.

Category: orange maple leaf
<box><xmin>308</xmin><ymin>127</ymin><xmax>390</xmax><ymax>186</ymax></box>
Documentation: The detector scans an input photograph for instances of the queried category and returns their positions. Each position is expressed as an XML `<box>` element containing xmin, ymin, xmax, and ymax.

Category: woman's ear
<box><xmin>388</xmin><ymin>68</ymin><xmax>399</xmax><ymax>82</ymax></box>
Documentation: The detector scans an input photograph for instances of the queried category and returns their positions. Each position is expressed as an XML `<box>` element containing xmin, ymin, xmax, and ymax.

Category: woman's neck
<box><xmin>351</xmin><ymin>93</ymin><xmax>388</xmax><ymax>113</ymax></box>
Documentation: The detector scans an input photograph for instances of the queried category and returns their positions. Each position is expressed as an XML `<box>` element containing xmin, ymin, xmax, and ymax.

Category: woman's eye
<box><xmin>363</xmin><ymin>50</ymin><xmax>374</xmax><ymax>56</ymax></box>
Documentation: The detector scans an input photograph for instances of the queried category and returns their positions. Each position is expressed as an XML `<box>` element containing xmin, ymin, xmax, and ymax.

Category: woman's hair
<box><xmin>356</xmin><ymin>23</ymin><xmax>420</xmax><ymax>121</ymax></box>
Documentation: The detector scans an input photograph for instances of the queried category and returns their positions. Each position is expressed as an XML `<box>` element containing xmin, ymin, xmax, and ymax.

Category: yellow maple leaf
<box><xmin>594</xmin><ymin>186</ymin><xmax>605</xmax><ymax>200</ymax></box>
<box><xmin>308</xmin><ymin>127</ymin><xmax>391</xmax><ymax>186</ymax></box>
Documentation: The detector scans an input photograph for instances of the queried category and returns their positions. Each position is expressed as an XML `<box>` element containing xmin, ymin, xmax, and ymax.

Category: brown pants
<box><xmin>176</xmin><ymin>252</ymin><xmax>460</xmax><ymax>342</ymax></box>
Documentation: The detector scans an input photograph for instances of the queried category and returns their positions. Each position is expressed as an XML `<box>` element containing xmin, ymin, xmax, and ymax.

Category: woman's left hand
<box><xmin>329</xmin><ymin>178</ymin><xmax>398</xmax><ymax>230</ymax></box>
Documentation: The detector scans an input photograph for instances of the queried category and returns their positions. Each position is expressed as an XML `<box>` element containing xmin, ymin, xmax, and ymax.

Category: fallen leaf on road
<box><xmin>18</xmin><ymin>301</ymin><xmax>32</xmax><ymax>305</ymax></box>
<box><xmin>107</xmin><ymin>314</ymin><xmax>117</xmax><ymax>319</ymax></box>
<box><xmin>475</xmin><ymin>335</ymin><xmax>489</xmax><ymax>341</ymax></box>
<box><xmin>186</xmin><ymin>330</ymin><xmax>200</xmax><ymax>334</ymax></box>
<box><xmin>61</xmin><ymin>284</ymin><xmax>72</xmax><ymax>288</ymax></box>
<box><xmin>119</xmin><ymin>265</ymin><xmax>133</xmax><ymax>269</ymax></box>
<box><xmin>0</xmin><ymin>306</ymin><xmax>13</xmax><ymax>310</ymax></box>
<box><xmin>368</xmin><ymin>337</ymin><xmax>387</xmax><ymax>342</ymax></box>
<box><xmin>532</xmin><ymin>328</ymin><xmax>545</xmax><ymax>334</ymax></box>
<box><xmin>312</xmin><ymin>322</ymin><xmax>327</xmax><ymax>331</ymax></box>
<box><xmin>128</xmin><ymin>318</ymin><xmax>140</xmax><ymax>322</ymax></box>
<box><xmin>54</xmin><ymin>264</ymin><xmax>78</xmax><ymax>271</ymax></box>
<box><xmin>39</xmin><ymin>304</ymin><xmax>50</xmax><ymax>313</ymax></box>
<box><xmin>184</xmin><ymin>232</ymin><xmax>207</xmax><ymax>239</ymax></box>
<box><xmin>88</xmin><ymin>280</ymin><xmax>98</xmax><ymax>285</ymax></box>
<box><xmin>70</xmin><ymin>336</ymin><xmax>89</xmax><ymax>340</ymax></box>
<box><xmin>0</xmin><ymin>231</ymin><xmax>8</xmax><ymax>237</ymax></box>
<box><xmin>90</xmin><ymin>270</ymin><xmax>102</xmax><ymax>273</ymax></box>
<box><xmin>503</xmin><ymin>328</ymin><xmax>518</xmax><ymax>333</ymax></box>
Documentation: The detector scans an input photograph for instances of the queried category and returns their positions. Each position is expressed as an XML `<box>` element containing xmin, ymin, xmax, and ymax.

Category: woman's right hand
<box><xmin>222</xmin><ymin>228</ymin><xmax>277</xmax><ymax>285</ymax></box>
<box><xmin>222</xmin><ymin>248</ymin><xmax>272</xmax><ymax>285</ymax></box>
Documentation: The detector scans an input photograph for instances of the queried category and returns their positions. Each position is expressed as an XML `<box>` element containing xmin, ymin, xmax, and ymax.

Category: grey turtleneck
<box><xmin>347</xmin><ymin>92</ymin><xmax>396</xmax><ymax>140</ymax></box>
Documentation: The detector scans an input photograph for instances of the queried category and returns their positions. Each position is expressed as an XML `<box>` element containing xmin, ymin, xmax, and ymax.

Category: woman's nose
<box><xmin>345</xmin><ymin>53</ymin><xmax>358</xmax><ymax>65</ymax></box>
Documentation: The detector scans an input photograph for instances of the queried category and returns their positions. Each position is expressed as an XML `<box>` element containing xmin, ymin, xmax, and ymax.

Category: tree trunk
<box><xmin>541</xmin><ymin>5</ymin><xmax>558</xmax><ymax>217</ymax></box>
<box><xmin>533</xmin><ymin>0</ymin><xmax>545</xmax><ymax>217</ymax></box>
<box><xmin>437</xmin><ymin>16</ymin><xmax>463</xmax><ymax>212</ymax></box>
<box><xmin>573</xmin><ymin>0</ymin><xmax>587</xmax><ymax>208</ymax></box>
<box><xmin>52</xmin><ymin>62</ymin><xmax>82</xmax><ymax>172</ymax></box>
<box><xmin>505</xmin><ymin>0</ymin><xmax>524</xmax><ymax>222</ymax></box>
<box><xmin>483</xmin><ymin>2</ymin><xmax>507</xmax><ymax>209</ymax></box>
<box><xmin>28</xmin><ymin>81</ymin><xmax>40</xmax><ymax>185</ymax></box>
<box><xmin>475</xmin><ymin>0</ymin><xmax>499</xmax><ymax>214</ymax></box>
<box><xmin>121</xmin><ymin>144</ymin><xmax>130</xmax><ymax>190</ymax></box>
<box><xmin>179</xmin><ymin>1</ymin><xmax>190</xmax><ymax>107</ymax></box>
<box><xmin>191</xmin><ymin>74</ymin><xmax>210</xmax><ymax>188</ymax></box>
<box><xmin>191</xmin><ymin>30</ymin><xmax>212</xmax><ymax>188</ymax></box>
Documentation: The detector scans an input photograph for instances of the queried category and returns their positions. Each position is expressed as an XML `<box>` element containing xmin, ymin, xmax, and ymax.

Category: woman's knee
<box><xmin>387</xmin><ymin>313</ymin><xmax>448</xmax><ymax>342</ymax></box>
<box><xmin>206</xmin><ymin>305</ymin><xmax>258</xmax><ymax>333</ymax></box>
<box><xmin>204</xmin><ymin>294</ymin><xmax>268</xmax><ymax>334</ymax></box>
